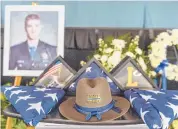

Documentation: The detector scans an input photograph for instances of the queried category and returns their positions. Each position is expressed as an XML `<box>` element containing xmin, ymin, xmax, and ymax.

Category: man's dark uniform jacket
<box><xmin>9</xmin><ymin>40</ymin><xmax>57</xmax><ymax>70</ymax></box>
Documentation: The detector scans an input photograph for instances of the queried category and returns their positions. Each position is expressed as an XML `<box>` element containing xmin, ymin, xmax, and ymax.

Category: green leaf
<box><xmin>0</xmin><ymin>93</ymin><xmax>7</xmax><ymax>101</ymax></box>
<box><xmin>4</xmin><ymin>83</ymin><xmax>12</xmax><ymax>86</ymax></box>
<box><xmin>104</xmin><ymin>36</ymin><xmax>114</xmax><ymax>44</ymax></box>
<box><xmin>13</xmin><ymin>119</ymin><xmax>26</xmax><ymax>129</ymax></box>
<box><xmin>118</xmin><ymin>33</ymin><xmax>132</xmax><ymax>43</ymax></box>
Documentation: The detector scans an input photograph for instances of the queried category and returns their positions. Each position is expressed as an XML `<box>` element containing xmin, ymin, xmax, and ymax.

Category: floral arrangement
<box><xmin>148</xmin><ymin>29</ymin><xmax>178</xmax><ymax>82</ymax></box>
<box><xmin>81</xmin><ymin>33</ymin><xmax>156</xmax><ymax>78</ymax></box>
<box><xmin>80</xmin><ymin>33</ymin><xmax>178</xmax><ymax>128</ymax></box>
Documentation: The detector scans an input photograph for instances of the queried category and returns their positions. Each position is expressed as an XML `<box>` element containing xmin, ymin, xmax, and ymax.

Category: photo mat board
<box><xmin>3</xmin><ymin>5</ymin><xmax>65</xmax><ymax>76</ymax></box>
<box><xmin>110</xmin><ymin>56</ymin><xmax>157</xmax><ymax>90</ymax></box>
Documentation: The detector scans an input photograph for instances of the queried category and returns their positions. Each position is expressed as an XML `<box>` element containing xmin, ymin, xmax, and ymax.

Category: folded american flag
<box><xmin>67</xmin><ymin>61</ymin><xmax>120</xmax><ymax>95</ymax></box>
<box><xmin>1</xmin><ymin>86</ymin><xmax>65</xmax><ymax>126</ymax></box>
<box><xmin>124</xmin><ymin>89</ymin><xmax>178</xmax><ymax>129</ymax></box>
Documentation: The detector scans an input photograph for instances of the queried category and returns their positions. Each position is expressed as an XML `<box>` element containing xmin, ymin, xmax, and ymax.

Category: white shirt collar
<box><xmin>27</xmin><ymin>40</ymin><xmax>39</xmax><ymax>48</ymax></box>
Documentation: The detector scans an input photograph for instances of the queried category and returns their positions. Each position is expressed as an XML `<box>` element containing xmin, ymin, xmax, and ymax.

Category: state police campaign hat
<box><xmin>59</xmin><ymin>77</ymin><xmax>130</xmax><ymax>123</ymax></box>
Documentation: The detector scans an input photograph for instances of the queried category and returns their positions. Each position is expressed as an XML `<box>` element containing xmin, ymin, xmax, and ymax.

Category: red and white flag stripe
<box><xmin>42</xmin><ymin>63</ymin><xmax>62</xmax><ymax>78</ymax></box>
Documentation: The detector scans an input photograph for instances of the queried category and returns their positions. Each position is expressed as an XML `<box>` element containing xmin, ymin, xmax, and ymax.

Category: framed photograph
<box><xmin>3</xmin><ymin>5</ymin><xmax>65</xmax><ymax>76</ymax></box>
<box><xmin>33</xmin><ymin>55</ymin><xmax>76</xmax><ymax>89</ymax></box>
<box><xmin>110</xmin><ymin>56</ymin><xmax>157</xmax><ymax>90</ymax></box>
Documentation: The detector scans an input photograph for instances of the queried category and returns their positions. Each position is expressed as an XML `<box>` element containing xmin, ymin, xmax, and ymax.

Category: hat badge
<box><xmin>87</xmin><ymin>94</ymin><xmax>101</xmax><ymax>104</ymax></box>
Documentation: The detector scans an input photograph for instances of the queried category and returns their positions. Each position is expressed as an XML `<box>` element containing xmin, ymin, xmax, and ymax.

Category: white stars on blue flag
<box><xmin>26</xmin><ymin>102</ymin><xmax>45</xmax><ymax>115</ymax></box>
<box><xmin>124</xmin><ymin>89</ymin><xmax>178</xmax><ymax>129</ymax></box>
<box><xmin>15</xmin><ymin>95</ymin><xmax>36</xmax><ymax>104</ymax></box>
<box><xmin>44</xmin><ymin>93</ymin><xmax>58</xmax><ymax>102</ymax></box>
<box><xmin>86</xmin><ymin>67</ymin><xmax>92</xmax><ymax>73</ymax></box>
<box><xmin>68</xmin><ymin>62</ymin><xmax>120</xmax><ymax>95</ymax></box>
<box><xmin>4</xmin><ymin>86</ymin><xmax>19</xmax><ymax>94</ymax></box>
<box><xmin>166</xmin><ymin>102</ymin><xmax>178</xmax><ymax>117</ymax></box>
<box><xmin>1</xmin><ymin>86</ymin><xmax>65</xmax><ymax>126</ymax></box>
<box><xmin>172</xmin><ymin>94</ymin><xmax>178</xmax><ymax>100</ymax></box>
<box><xmin>10</xmin><ymin>90</ymin><xmax>26</xmax><ymax>98</ymax></box>
<box><xmin>140</xmin><ymin>108</ymin><xmax>149</xmax><ymax>123</ymax></box>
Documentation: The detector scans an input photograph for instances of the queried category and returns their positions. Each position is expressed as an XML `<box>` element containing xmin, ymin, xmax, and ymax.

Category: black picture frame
<box><xmin>110</xmin><ymin>56</ymin><xmax>158</xmax><ymax>90</ymax></box>
<box><xmin>64</xmin><ymin>57</ymin><xmax>123</xmax><ymax>95</ymax></box>
<box><xmin>32</xmin><ymin>55</ymin><xmax>76</xmax><ymax>87</ymax></box>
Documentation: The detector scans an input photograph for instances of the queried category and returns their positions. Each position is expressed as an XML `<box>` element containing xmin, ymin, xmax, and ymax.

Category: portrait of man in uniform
<box><xmin>9</xmin><ymin>14</ymin><xmax>57</xmax><ymax>70</ymax></box>
<box><xmin>3</xmin><ymin>5</ymin><xmax>64</xmax><ymax>76</ymax></box>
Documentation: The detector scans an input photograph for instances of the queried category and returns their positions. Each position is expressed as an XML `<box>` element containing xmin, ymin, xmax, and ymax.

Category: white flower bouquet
<box><xmin>148</xmin><ymin>29</ymin><xmax>178</xmax><ymax>82</ymax></box>
<box><xmin>81</xmin><ymin>33</ymin><xmax>156</xmax><ymax>78</ymax></box>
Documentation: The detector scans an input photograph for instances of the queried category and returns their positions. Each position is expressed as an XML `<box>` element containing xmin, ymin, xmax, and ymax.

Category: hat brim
<box><xmin>59</xmin><ymin>96</ymin><xmax>130</xmax><ymax>123</ymax></box>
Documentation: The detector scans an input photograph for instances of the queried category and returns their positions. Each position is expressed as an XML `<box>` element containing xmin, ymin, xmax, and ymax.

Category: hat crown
<box><xmin>76</xmin><ymin>77</ymin><xmax>112</xmax><ymax>108</ymax></box>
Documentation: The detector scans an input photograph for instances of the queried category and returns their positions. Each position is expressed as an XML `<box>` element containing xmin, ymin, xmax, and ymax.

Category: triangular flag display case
<box><xmin>32</xmin><ymin>56</ymin><xmax>76</xmax><ymax>89</ymax></box>
<box><xmin>65</xmin><ymin>58</ymin><xmax>123</xmax><ymax>95</ymax></box>
<box><xmin>110</xmin><ymin>56</ymin><xmax>157</xmax><ymax>90</ymax></box>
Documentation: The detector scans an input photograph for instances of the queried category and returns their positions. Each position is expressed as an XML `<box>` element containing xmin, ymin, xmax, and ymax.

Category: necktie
<box><xmin>29</xmin><ymin>47</ymin><xmax>36</xmax><ymax>60</ymax></box>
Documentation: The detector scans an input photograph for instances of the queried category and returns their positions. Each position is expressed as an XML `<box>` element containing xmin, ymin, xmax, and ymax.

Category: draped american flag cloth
<box><xmin>67</xmin><ymin>62</ymin><xmax>120</xmax><ymax>95</ymax></box>
<box><xmin>124</xmin><ymin>89</ymin><xmax>178</xmax><ymax>129</ymax></box>
<box><xmin>1</xmin><ymin>86</ymin><xmax>65</xmax><ymax>126</ymax></box>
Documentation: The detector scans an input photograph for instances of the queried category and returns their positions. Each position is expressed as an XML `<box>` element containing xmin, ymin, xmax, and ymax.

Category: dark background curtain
<box><xmin>1</xmin><ymin>27</ymin><xmax>178</xmax><ymax>90</ymax></box>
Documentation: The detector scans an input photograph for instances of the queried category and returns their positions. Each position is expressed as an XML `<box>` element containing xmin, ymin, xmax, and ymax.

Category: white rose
<box><xmin>104</xmin><ymin>48</ymin><xmax>113</xmax><ymax>53</ymax></box>
<box><xmin>98</xmin><ymin>38</ymin><xmax>103</xmax><ymax>44</ymax></box>
<box><xmin>137</xmin><ymin>57</ymin><xmax>147</xmax><ymax>71</ymax></box>
<box><xmin>98</xmin><ymin>38</ymin><xmax>104</xmax><ymax>46</ymax></box>
<box><xmin>99</xmin><ymin>48</ymin><xmax>102</xmax><ymax>51</ymax></box>
<box><xmin>80</xmin><ymin>61</ymin><xmax>86</xmax><ymax>66</ymax></box>
<box><xmin>133</xmin><ymin>41</ymin><xmax>139</xmax><ymax>45</ymax></box>
<box><xmin>152</xmin><ymin>50</ymin><xmax>166</xmax><ymax>59</ymax></box>
<box><xmin>174</xmin><ymin>67</ymin><xmax>178</xmax><ymax>73</ymax></box>
<box><xmin>149</xmin><ymin>56</ymin><xmax>162</xmax><ymax>68</ymax></box>
<box><xmin>149</xmin><ymin>54</ymin><xmax>162</xmax><ymax>62</ymax></box>
<box><xmin>108</xmin><ymin>56</ymin><xmax>119</xmax><ymax>67</ymax></box>
<box><xmin>135</xmin><ymin>35</ymin><xmax>139</xmax><ymax>39</ymax></box>
<box><xmin>150</xmin><ymin>44</ymin><xmax>166</xmax><ymax>59</ymax></box>
<box><xmin>100</xmin><ymin>55</ymin><xmax>108</xmax><ymax>63</ymax></box>
<box><xmin>104</xmin><ymin>43</ymin><xmax>108</xmax><ymax>48</ymax></box>
<box><xmin>112</xmin><ymin>39</ymin><xmax>126</xmax><ymax>50</ymax></box>
<box><xmin>171</xmin><ymin>29</ymin><xmax>178</xmax><ymax>37</ymax></box>
<box><xmin>157</xmin><ymin>32</ymin><xmax>170</xmax><ymax>42</ymax></box>
<box><xmin>148</xmin><ymin>54</ymin><xmax>154</xmax><ymax>60</ymax></box>
<box><xmin>125</xmin><ymin>52</ymin><xmax>135</xmax><ymax>58</ymax></box>
<box><xmin>135</xmin><ymin>47</ymin><xmax>142</xmax><ymax>55</ymax></box>
<box><xmin>175</xmin><ymin>75</ymin><xmax>178</xmax><ymax>81</ymax></box>
<box><xmin>163</xmin><ymin>36</ymin><xmax>173</xmax><ymax>46</ymax></box>
<box><xmin>108</xmin><ymin>51</ymin><xmax>121</xmax><ymax>67</ymax></box>
<box><xmin>151</xmin><ymin>43</ymin><xmax>166</xmax><ymax>51</ymax></box>
<box><xmin>150</xmin><ymin>71</ymin><xmax>156</xmax><ymax>77</ymax></box>
<box><xmin>132</xmin><ymin>35</ymin><xmax>139</xmax><ymax>45</ymax></box>
<box><xmin>171</xmin><ymin>64</ymin><xmax>177</xmax><ymax>69</ymax></box>
<box><xmin>151</xmin><ymin>62</ymin><xmax>159</xmax><ymax>68</ymax></box>
<box><xmin>94</xmin><ymin>54</ymin><xmax>100</xmax><ymax>60</ymax></box>
<box><xmin>165</xmin><ymin>65</ymin><xmax>174</xmax><ymax>73</ymax></box>
<box><xmin>167</xmin><ymin>74</ymin><xmax>175</xmax><ymax>80</ymax></box>
<box><xmin>166</xmin><ymin>70</ymin><xmax>176</xmax><ymax>80</ymax></box>
<box><xmin>141</xmin><ymin>64</ymin><xmax>147</xmax><ymax>72</ymax></box>
<box><xmin>165</xmin><ymin>66</ymin><xmax>177</xmax><ymax>80</ymax></box>
<box><xmin>172</xmin><ymin>37</ymin><xmax>178</xmax><ymax>45</ymax></box>
<box><xmin>150</xmin><ymin>42</ymin><xmax>158</xmax><ymax>48</ymax></box>
<box><xmin>137</xmin><ymin>57</ymin><xmax>144</xmax><ymax>64</ymax></box>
